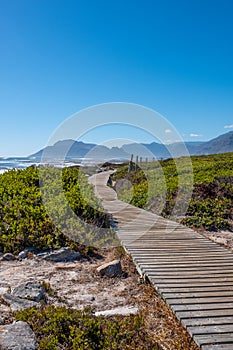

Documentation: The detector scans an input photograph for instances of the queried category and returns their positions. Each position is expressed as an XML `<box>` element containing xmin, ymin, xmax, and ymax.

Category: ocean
<box><xmin>0</xmin><ymin>157</ymin><xmax>84</xmax><ymax>174</ymax></box>
<box><xmin>0</xmin><ymin>156</ymin><xmax>122</xmax><ymax>174</ymax></box>
<box><xmin>0</xmin><ymin>157</ymin><xmax>35</xmax><ymax>173</ymax></box>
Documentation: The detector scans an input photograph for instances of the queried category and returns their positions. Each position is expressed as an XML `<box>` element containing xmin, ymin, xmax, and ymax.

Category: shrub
<box><xmin>15</xmin><ymin>305</ymin><xmax>158</xmax><ymax>350</ymax></box>
<box><xmin>0</xmin><ymin>166</ymin><xmax>112</xmax><ymax>254</ymax></box>
<box><xmin>112</xmin><ymin>153</ymin><xmax>233</xmax><ymax>231</ymax></box>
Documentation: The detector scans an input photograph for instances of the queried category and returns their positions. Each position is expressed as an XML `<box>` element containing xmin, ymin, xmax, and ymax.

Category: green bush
<box><xmin>112</xmin><ymin>153</ymin><xmax>233</xmax><ymax>231</ymax></box>
<box><xmin>15</xmin><ymin>306</ymin><xmax>158</xmax><ymax>350</ymax></box>
<box><xmin>0</xmin><ymin>166</ymin><xmax>112</xmax><ymax>254</ymax></box>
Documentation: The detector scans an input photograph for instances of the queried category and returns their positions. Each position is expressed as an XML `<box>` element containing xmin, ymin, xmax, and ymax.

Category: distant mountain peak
<box><xmin>29</xmin><ymin>131</ymin><xmax>233</xmax><ymax>160</ymax></box>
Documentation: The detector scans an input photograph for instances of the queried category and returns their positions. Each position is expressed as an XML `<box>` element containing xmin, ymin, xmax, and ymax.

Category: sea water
<box><xmin>0</xmin><ymin>156</ymin><xmax>115</xmax><ymax>174</ymax></box>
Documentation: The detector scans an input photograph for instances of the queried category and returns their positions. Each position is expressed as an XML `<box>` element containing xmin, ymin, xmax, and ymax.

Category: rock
<box><xmin>2</xmin><ymin>294</ymin><xmax>40</xmax><ymax>312</ymax></box>
<box><xmin>18</xmin><ymin>250</ymin><xmax>28</xmax><ymax>259</ymax></box>
<box><xmin>54</xmin><ymin>263</ymin><xmax>78</xmax><ymax>270</ymax></box>
<box><xmin>18</xmin><ymin>251</ymin><xmax>27</xmax><ymax>259</ymax></box>
<box><xmin>97</xmin><ymin>259</ymin><xmax>122</xmax><ymax>277</ymax></box>
<box><xmin>0</xmin><ymin>317</ymin><xmax>5</xmax><ymax>325</ymax></box>
<box><xmin>0</xmin><ymin>321</ymin><xmax>37</xmax><ymax>350</ymax></box>
<box><xmin>12</xmin><ymin>281</ymin><xmax>46</xmax><ymax>302</ymax></box>
<box><xmin>1</xmin><ymin>253</ymin><xmax>17</xmax><ymax>261</ymax></box>
<box><xmin>95</xmin><ymin>305</ymin><xmax>138</xmax><ymax>317</ymax></box>
<box><xmin>18</xmin><ymin>248</ymin><xmax>35</xmax><ymax>259</ymax></box>
<box><xmin>2</xmin><ymin>281</ymin><xmax>45</xmax><ymax>312</ymax></box>
<box><xmin>41</xmin><ymin>247</ymin><xmax>81</xmax><ymax>262</ymax></box>
<box><xmin>78</xmin><ymin>294</ymin><xmax>95</xmax><ymax>302</ymax></box>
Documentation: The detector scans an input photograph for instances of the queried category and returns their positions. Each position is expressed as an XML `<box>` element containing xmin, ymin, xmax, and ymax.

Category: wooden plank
<box><xmin>194</xmin><ymin>333</ymin><xmax>233</xmax><ymax>346</ymax></box>
<box><xmin>149</xmin><ymin>276</ymin><xmax>233</xmax><ymax>282</ymax></box>
<box><xmin>137</xmin><ymin>259</ymin><xmax>233</xmax><ymax>271</ymax></box>
<box><xmin>129</xmin><ymin>251</ymin><xmax>231</xmax><ymax>256</ymax></box>
<box><xmin>134</xmin><ymin>261</ymin><xmax>233</xmax><ymax>266</ymax></box>
<box><xmin>181</xmin><ymin>317</ymin><xmax>233</xmax><ymax>327</ymax></box>
<box><xmin>135</xmin><ymin>254</ymin><xmax>233</xmax><ymax>259</ymax></box>
<box><xmin>160</xmin><ymin>286</ymin><xmax>233</xmax><ymax>293</ymax></box>
<box><xmin>140</xmin><ymin>267</ymin><xmax>233</xmax><ymax>275</ymax></box>
<box><xmin>177</xmin><ymin>309</ymin><xmax>233</xmax><ymax>319</ymax></box>
<box><xmin>189</xmin><ymin>324</ymin><xmax>233</xmax><ymax>334</ymax></box>
<box><xmin>166</xmin><ymin>296</ymin><xmax>233</xmax><ymax>304</ymax></box>
<box><xmin>127</xmin><ymin>246</ymin><xmax>229</xmax><ymax>250</ymax></box>
<box><xmin>171</xmin><ymin>303</ymin><xmax>233</xmax><ymax>312</ymax></box>
<box><xmin>202</xmin><ymin>344</ymin><xmax>233</xmax><ymax>349</ymax></box>
<box><xmin>162</xmin><ymin>291</ymin><xmax>233</xmax><ymax>298</ymax></box>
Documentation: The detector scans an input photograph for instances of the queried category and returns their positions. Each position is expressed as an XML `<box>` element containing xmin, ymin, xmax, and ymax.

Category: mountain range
<box><xmin>29</xmin><ymin>131</ymin><xmax>233</xmax><ymax>161</ymax></box>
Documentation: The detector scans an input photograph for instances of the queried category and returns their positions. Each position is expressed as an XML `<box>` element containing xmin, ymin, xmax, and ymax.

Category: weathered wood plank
<box><xmin>202</xmin><ymin>344</ymin><xmax>233</xmax><ymax>349</ymax></box>
<box><xmin>149</xmin><ymin>278</ymin><xmax>233</xmax><ymax>287</ymax></box>
<box><xmin>135</xmin><ymin>261</ymin><xmax>233</xmax><ymax>267</ymax></box>
<box><xmin>156</xmin><ymin>282</ymin><xmax>233</xmax><ymax>288</ymax></box>
<box><xmin>181</xmin><ymin>317</ymin><xmax>233</xmax><ymax>327</ymax></box>
<box><xmin>131</xmin><ymin>253</ymin><xmax>226</xmax><ymax>259</ymax></box>
<box><xmin>140</xmin><ymin>267</ymin><xmax>233</xmax><ymax>275</ymax></box>
<box><xmin>189</xmin><ymin>324</ymin><xmax>233</xmax><ymax>334</ymax></box>
<box><xmin>171</xmin><ymin>303</ymin><xmax>233</xmax><ymax>312</ymax></box>
<box><xmin>181</xmin><ymin>316</ymin><xmax>233</xmax><ymax>327</ymax></box>
<box><xmin>163</xmin><ymin>291</ymin><xmax>233</xmax><ymax>298</ymax></box>
<box><xmin>160</xmin><ymin>286</ymin><xmax>233</xmax><ymax>293</ymax></box>
<box><xmin>194</xmin><ymin>333</ymin><xmax>233</xmax><ymax>346</ymax></box>
<box><xmin>166</xmin><ymin>296</ymin><xmax>233</xmax><ymax>304</ymax></box>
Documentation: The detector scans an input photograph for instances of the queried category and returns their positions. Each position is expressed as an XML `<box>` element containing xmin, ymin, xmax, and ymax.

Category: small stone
<box><xmin>12</xmin><ymin>281</ymin><xmax>46</xmax><ymax>302</ymax></box>
<box><xmin>2</xmin><ymin>281</ymin><xmax>45</xmax><ymax>312</ymax></box>
<box><xmin>18</xmin><ymin>250</ymin><xmax>29</xmax><ymax>259</ymax></box>
<box><xmin>18</xmin><ymin>248</ymin><xmax>35</xmax><ymax>260</ymax></box>
<box><xmin>95</xmin><ymin>306</ymin><xmax>138</xmax><ymax>317</ymax></box>
<box><xmin>97</xmin><ymin>259</ymin><xmax>122</xmax><ymax>277</ymax></box>
<box><xmin>2</xmin><ymin>294</ymin><xmax>40</xmax><ymax>312</ymax></box>
<box><xmin>78</xmin><ymin>294</ymin><xmax>95</xmax><ymax>302</ymax></box>
<box><xmin>0</xmin><ymin>321</ymin><xmax>37</xmax><ymax>350</ymax></box>
<box><xmin>0</xmin><ymin>317</ymin><xmax>5</xmax><ymax>325</ymax></box>
<box><xmin>1</xmin><ymin>253</ymin><xmax>17</xmax><ymax>261</ymax></box>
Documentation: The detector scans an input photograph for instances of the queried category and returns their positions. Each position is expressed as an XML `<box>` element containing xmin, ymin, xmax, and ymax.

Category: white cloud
<box><xmin>190</xmin><ymin>133</ymin><xmax>203</xmax><ymax>137</ymax></box>
<box><xmin>164</xmin><ymin>129</ymin><xmax>172</xmax><ymax>134</ymax></box>
<box><xmin>224</xmin><ymin>124</ymin><xmax>233</xmax><ymax>129</ymax></box>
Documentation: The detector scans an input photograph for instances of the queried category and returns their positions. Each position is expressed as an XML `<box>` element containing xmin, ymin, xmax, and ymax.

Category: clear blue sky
<box><xmin>1</xmin><ymin>0</ymin><xmax>233</xmax><ymax>156</ymax></box>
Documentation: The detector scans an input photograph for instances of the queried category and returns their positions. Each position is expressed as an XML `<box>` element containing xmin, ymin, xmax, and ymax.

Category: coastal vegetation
<box><xmin>1</xmin><ymin>153</ymin><xmax>232</xmax><ymax>253</ymax></box>
<box><xmin>1</xmin><ymin>154</ymin><xmax>232</xmax><ymax>349</ymax></box>
<box><xmin>112</xmin><ymin>152</ymin><xmax>233</xmax><ymax>231</ymax></box>
<box><xmin>0</xmin><ymin>166</ymin><xmax>112</xmax><ymax>254</ymax></box>
<box><xmin>15</xmin><ymin>305</ymin><xmax>157</xmax><ymax>350</ymax></box>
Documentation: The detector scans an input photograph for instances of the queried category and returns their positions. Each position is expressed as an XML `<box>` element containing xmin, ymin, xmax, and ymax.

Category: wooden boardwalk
<box><xmin>90</xmin><ymin>171</ymin><xmax>233</xmax><ymax>349</ymax></box>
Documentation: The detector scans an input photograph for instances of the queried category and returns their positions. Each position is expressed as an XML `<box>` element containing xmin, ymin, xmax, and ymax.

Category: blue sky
<box><xmin>1</xmin><ymin>0</ymin><xmax>233</xmax><ymax>156</ymax></box>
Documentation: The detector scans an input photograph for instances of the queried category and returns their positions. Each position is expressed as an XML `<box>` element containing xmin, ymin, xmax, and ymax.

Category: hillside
<box><xmin>112</xmin><ymin>152</ymin><xmax>233</xmax><ymax>232</ymax></box>
<box><xmin>29</xmin><ymin>131</ymin><xmax>233</xmax><ymax>161</ymax></box>
<box><xmin>197</xmin><ymin>130</ymin><xmax>233</xmax><ymax>154</ymax></box>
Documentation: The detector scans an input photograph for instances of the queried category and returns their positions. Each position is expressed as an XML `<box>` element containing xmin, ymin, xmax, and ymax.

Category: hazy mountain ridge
<box><xmin>29</xmin><ymin>131</ymin><xmax>233</xmax><ymax>160</ymax></box>
<box><xmin>195</xmin><ymin>131</ymin><xmax>233</xmax><ymax>154</ymax></box>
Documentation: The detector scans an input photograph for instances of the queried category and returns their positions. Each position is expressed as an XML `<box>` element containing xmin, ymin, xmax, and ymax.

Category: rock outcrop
<box><xmin>2</xmin><ymin>294</ymin><xmax>39</xmax><ymax>312</ymax></box>
<box><xmin>2</xmin><ymin>281</ymin><xmax>46</xmax><ymax>311</ymax></box>
<box><xmin>12</xmin><ymin>281</ymin><xmax>46</xmax><ymax>302</ymax></box>
<box><xmin>1</xmin><ymin>253</ymin><xmax>18</xmax><ymax>261</ymax></box>
<box><xmin>39</xmin><ymin>247</ymin><xmax>81</xmax><ymax>262</ymax></box>
<box><xmin>0</xmin><ymin>321</ymin><xmax>37</xmax><ymax>350</ymax></box>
